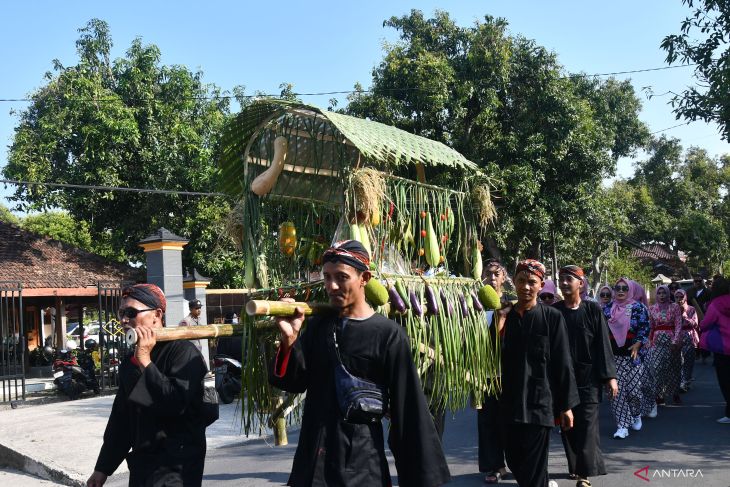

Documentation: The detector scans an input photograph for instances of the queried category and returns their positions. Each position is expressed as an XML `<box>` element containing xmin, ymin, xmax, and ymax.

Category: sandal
<box><xmin>485</xmin><ymin>471</ymin><xmax>503</xmax><ymax>484</ymax></box>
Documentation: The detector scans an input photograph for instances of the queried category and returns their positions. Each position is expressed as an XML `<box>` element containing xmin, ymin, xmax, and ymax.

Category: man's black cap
<box><xmin>189</xmin><ymin>299</ymin><xmax>203</xmax><ymax>309</ymax></box>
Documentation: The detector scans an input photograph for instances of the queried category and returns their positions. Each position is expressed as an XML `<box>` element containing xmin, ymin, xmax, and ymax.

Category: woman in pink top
<box><xmin>648</xmin><ymin>285</ymin><xmax>683</xmax><ymax>405</ymax></box>
<box><xmin>675</xmin><ymin>289</ymin><xmax>699</xmax><ymax>392</ymax></box>
<box><xmin>699</xmin><ymin>278</ymin><xmax>730</xmax><ymax>423</ymax></box>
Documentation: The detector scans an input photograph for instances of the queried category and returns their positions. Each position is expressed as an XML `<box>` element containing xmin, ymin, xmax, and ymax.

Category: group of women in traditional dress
<box><xmin>597</xmin><ymin>279</ymin><xmax>700</xmax><ymax>438</ymax></box>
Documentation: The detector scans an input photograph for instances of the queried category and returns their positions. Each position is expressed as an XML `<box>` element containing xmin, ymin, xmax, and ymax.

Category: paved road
<box><xmin>104</xmin><ymin>359</ymin><xmax>729</xmax><ymax>487</ymax></box>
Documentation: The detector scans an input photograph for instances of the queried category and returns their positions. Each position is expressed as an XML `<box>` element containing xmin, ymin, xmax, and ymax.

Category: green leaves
<box><xmin>661</xmin><ymin>0</ymin><xmax>730</xmax><ymax>140</ymax></box>
<box><xmin>347</xmin><ymin>11</ymin><xmax>649</xmax><ymax>267</ymax></box>
<box><xmin>3</xmin><ymin>18</ymin><xmax>238</xmax><ymax>285</ymax></box>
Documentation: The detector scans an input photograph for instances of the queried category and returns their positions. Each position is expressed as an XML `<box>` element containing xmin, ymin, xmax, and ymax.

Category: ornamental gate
<box><xmin>97</xmin><ymin>281</ymin><xmax>131</xmax><ymax>391</ymax></box>
<box><xmin>0</xmin><ymin>282</ymin><xmax>24</xmax><ymax>403</ymax></box>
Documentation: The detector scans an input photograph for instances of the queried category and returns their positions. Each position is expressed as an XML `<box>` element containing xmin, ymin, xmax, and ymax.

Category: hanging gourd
<box><xmin>250</xmin><ymin>136</ymin><xmax>288</xmax><ymax>196</ymax></box>
<box><xmin>279</xmin><ymin>221</ymin><xmax>297</xmax><ymax>257</ymax></box>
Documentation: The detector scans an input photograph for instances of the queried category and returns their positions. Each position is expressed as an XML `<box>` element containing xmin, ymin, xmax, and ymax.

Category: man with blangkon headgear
<box><xmin>87</xmin><ymin>283</ymin><xmax>209</xmax><ymax>487</ymax></box>
<box><xmin>495</xmin><ymin>259</ymin><xmax>579</xmax><ymax>487</ymax></box>
<box><xmin>269</xmin><ymin>240</ymin><xmax>450</xmax><ymax>487</ymax></box>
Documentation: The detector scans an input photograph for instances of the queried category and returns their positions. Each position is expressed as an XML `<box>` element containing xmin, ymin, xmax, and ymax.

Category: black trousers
<box><xmin>714</xmin><ymin>353</ymin><xmax>730</xmax><ymax>417</ymax></box>
<box><xmin>477</xmin><ymin>393</ymin><xmax>506</xmax><ymax>472</ymax></box>
<box><xmin>561</xmin><ymin>402</ymin><xmax>606</xmax><ymax>478</ymax></box>
<box><xmin>127</xmin><ymin>455</ymin><xmax>205</xmax><ymax>487</ymax></box>
<box><xmin>503</xmin><ymin>422</ymin><xmax>551</xmax><ymax>487</ymax></box>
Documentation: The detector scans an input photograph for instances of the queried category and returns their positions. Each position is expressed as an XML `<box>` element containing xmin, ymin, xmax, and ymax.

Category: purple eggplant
<box><xmin>424</xmin><ymin>285</ymin><xmax>440</xmax><ymax>315</ymax></box>
<box><xmin>459</xmin><ymin>293</ymin><xmax>469</xmax><ymax>316</ymax></box>
<box><xmin>471</xmin><ymin>291</ymin><xmax>484</xmax><ymax>312</ymax></box>
<box><xmin>388</xmin><ymin>285</ymin><xmax>406</xmax><ymax>313</ymax></box>
<box><xmin>410</xmin><ymin>290</ymin><xmax>423</xmax><ymax>317</ymax></box>
<box><xmin>440</xmin><ymin>289</ymin><xmax>453</xmax><ymax>317</ymax></box>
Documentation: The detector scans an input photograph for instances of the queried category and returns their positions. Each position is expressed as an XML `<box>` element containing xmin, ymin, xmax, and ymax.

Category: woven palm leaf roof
<box><xmin>218</xmin><ymin>99</ymin><xmax>478</xmax><ymax>197</ymax></box>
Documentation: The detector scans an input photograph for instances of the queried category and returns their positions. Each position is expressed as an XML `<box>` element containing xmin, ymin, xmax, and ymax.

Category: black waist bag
<box><xmin>330</xmin><ymin>322</ymin><xmax>389</xmax><ymax>424</ymax></box>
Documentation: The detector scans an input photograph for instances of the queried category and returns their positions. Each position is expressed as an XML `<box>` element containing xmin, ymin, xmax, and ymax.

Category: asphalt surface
<box><xmin>107</xmin><ymin>359</ymin><xmax>730</xmax><ymax>487</ymax></box>
<box><xmin>1</xmin><ymin>360</ymin><xmax>728</xmax><ymax>486</ymax></box>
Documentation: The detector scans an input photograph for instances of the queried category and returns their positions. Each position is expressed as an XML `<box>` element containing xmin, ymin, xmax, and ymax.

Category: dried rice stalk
<box><xmin>472</xmin><ymin>184</ymin><xmax>497</xmax><ymax>228</ymax></box>
<box><xmin>351</xmin><ymin>168</ymin><xmax>386</xmax><ymax>222</ymax></box>
<box><xmin>223</xmin><ymin>199</ymin><xmax>246</xmax><ymax>250</ymax></box>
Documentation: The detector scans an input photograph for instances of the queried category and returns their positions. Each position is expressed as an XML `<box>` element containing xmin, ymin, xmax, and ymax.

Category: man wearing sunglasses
<box><xmin>555</xmin><ymin>266</ymin><xmax>617</xmax><ymax>487</ymax></box>
<box><xmin>87</xmin><ymin>284</ymin><xmax>209</xmax><ymax>487</ymax></box>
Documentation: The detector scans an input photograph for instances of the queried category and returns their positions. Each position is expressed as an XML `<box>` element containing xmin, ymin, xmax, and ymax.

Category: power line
<box><xmin>0</xmin><ymin>179</ymin><xmax>226</xmax><ymax>197</ymax></box>
<box><xmin>0</xmin><ymin>63</ymin><xmax>698</xmax><ymax>104</ymax></box>
<box><xmin>650</xmin><ymin>121</ymin><xmax>691</xmax><ymax>135</ymax></box>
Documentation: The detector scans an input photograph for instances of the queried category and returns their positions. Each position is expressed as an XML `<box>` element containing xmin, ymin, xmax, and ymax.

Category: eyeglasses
<box><xmin>599</xmin><ymin>292</ymin><xmax>612</xmax><ymax>298</ymax></box>
<box><xmin>117</xmin><ymin>307</ymin><xmax>156</xmax><ymax>320</ymax></box>
<box><xmin>614</xmin><ymin>285</ymin><xmax>630</xmax><ymax>292</ymax></box>
<box><xmin>539</xmin><ymin>294</ymin><xmax>554</xmax><ymax>301</ymax></box>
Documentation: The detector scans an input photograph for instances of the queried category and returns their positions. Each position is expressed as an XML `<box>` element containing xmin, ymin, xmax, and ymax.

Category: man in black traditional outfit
<box><xmin>477</xmin><ymin>258</ymin><xmax>515</xmax><ymax>484</ymax></box>
<box><xmin>87</xmin><ymin>284</ymin><xmax>209</xmax><ymax>487</ymax></box>
<box><xmin>496</xmin><ymin>259</ymin><xmax>579</xmax><ymax>487</ymax></box>
<box><xmin>269</xmin><ymin>240</ymin><xmax>450</xmax><ymax>487</ymax></box>
<box><xmin>554</xmin><ymin>265</ymin><xmax>618</xmax><ymax>487</ymax></box>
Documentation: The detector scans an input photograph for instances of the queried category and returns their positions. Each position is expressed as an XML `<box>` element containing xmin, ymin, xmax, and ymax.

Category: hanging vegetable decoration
<box><xmin>250</xmin><ymin>136</ymin><xmax>288</xmax><ymax>196</ymax></box>
<box><xmin>279</xmin><ymin>221</ymin><xmax>297</xmax><ymax>257</ymax></box>
<box><xmin>424</xmin><ymin>213</ymin><xmax>441</xmax><ymax>267</ymax></box>
<box><xmin>472</xmin><ymin>241</ymin><xmax>483</xmax><ymax>281</ymax></box>
<box><xmin>365</xmin><ymin>278</ymin><xmax>389</xmax><ymax>306</ymax></box>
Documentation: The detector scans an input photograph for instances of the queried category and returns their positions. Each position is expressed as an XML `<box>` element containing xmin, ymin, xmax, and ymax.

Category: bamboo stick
<box><xmin>245</xmin><ymin>300</ymin><xmax>334</xmax><ymax>317</ymax></box>
<box><xmin>125</xmin><ymin>324</ymin><xmax>245</xmax><ymax>346</ymax></box>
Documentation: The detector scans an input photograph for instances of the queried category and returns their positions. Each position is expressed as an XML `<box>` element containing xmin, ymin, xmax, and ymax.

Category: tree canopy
<box><xmin>3</xmin><ymin>19</ymin><xmax>246</xmax><ymax>286</ymax></box>
<box><xmin>662</xmin><ymin>0</ymin><xmax>730</xmax><ymax>140</ymax></box>
<box><xmin>346</xmin><ymin>10</ymin><xmax>650</xmax><ymax>272</ymax></box>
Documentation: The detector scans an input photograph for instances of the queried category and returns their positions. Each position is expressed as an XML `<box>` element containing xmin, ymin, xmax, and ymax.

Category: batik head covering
<box><xmin>515</xmin><ymin>259</ymin><xmax>546</xmax><ymax>281</ymax></box>
<box><xmin>122</xmin><ymin>283</ymin><xmax>167</xmax><ymax>313</ymax></box>
<box><xmin>322</xmin><ymin>240</ymin><xmax>370</xmax><ymax>271</ymax></box>
<box><xmin>559</xmin><ymin>265</ymin><xmax>584</xmax><ymax>280</ymax></box>
<box><xmin>609</xmin><ymin>278</ymin><xmax>636</xmax><ymax>347</ymax></box>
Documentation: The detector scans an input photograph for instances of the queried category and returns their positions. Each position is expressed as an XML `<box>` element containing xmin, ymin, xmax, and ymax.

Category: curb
<box><xmin>0</xmin><ymin>443</ymin><xmax>82</xmax><ymax>487</ymax></box>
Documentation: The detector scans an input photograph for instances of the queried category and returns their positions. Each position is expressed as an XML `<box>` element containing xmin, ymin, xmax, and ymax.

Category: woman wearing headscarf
<box><xmin>598</xmin><ymin>285</ymin><xmax>613</xmax><ymax>312</ymax></box>
<box><xmin>538</xmin><ymin>279</ymin><xmax>561</xmax><ymax>306</ymax></box>
<box><xmin>647</xmin><ymin>285</ymin><xmax>683</xmax><ymax>406</ymax></box>
<box><xmin>675</xmin><ymin>288</ymin><xmax>699</xmax><ymax>392</ymax></box>
<box><xmin>580</xmin><ymin>277</ymin><xmax>597</xmax><ymax>302</ymax></box>
<box><xmin>604</xmin><ymin>278</ymin><xmax>651</xmax><ymax>438</ymax></box>
<box><xmin>699</xmin><ymin>277</ymin><xmax>730</xmax><ymax>423</ymax></box>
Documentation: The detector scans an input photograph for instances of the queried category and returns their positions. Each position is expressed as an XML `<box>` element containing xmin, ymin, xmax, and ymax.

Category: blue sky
<box><xmin>1</xmin><ymin>0</ymin><xmax>727</xmax><ymax>211</ymax></box>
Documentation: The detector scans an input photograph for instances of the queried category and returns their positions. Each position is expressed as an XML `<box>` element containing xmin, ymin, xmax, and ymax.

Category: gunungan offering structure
<box><xmin>217</xmin><ymin>99</ymin><xmax>499</xmax><ymax>443</ymax></box>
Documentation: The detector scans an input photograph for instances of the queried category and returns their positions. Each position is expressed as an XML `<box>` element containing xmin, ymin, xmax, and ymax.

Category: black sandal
<box><xmin>484</xmin><ymin>471</ymin><xmax>503</xmax><ymax>484</ymax></box>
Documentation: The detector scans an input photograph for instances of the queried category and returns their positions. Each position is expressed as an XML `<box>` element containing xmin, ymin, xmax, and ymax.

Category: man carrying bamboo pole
<box><xmin>554</xmin><ymin>265</ymin><xmax>617</xmax><ymax>487</ymax></box>
<box><xmin>496</xmin><ymin>259</ymin><xmax>579</xmax><ymax>487</ymax></box>
<box><xmin>269</xmin><ymin>240</ymin><xmax>450</xmax><ymax>487</ymax></box>
<box><xmin>87</xmin><ymin>284</ymin><xmax>209</xmax><ymax>487</ymax></box>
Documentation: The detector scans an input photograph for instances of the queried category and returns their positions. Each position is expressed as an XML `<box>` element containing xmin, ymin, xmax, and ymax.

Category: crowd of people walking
<box><xmin>478</xmin><ymin>262</ymin><xmax>730</xmax><ymax>487</ymax></box>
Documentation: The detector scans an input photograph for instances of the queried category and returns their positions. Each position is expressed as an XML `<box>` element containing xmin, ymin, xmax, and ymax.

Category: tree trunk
<box><xmin>551</xmin><ymin>230</ymin><xmax>558</xmax><ymax>280</ymax></box>
<box><xmin>484</xmin><ymin>236</ymin><xmax>502</xmax><ymax>261</ymax></box>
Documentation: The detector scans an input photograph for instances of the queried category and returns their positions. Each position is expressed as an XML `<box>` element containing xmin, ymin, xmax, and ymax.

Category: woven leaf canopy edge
<box><xmin>218</xmin><ymin>99</ymin><xmax>479</xmax><ymax>198</ymax></box>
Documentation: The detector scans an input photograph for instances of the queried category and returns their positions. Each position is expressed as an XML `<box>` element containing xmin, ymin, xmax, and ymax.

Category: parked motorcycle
<box><xmin>52</xmin><ymin>340</ymin><xmax>100</xmax><ymax>399</ymax></box>
<box><xmin>213</xmin><ymin>354</ymin><xmax>241</xmax><ymax>404</ymax></box>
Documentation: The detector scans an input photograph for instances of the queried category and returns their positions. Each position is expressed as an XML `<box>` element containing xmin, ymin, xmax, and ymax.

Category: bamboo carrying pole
<box><xmin>125</xmin><ymin>324</ymin><xmax>245</xmax><ymax>346</ymax></box>
<box><xmin>245</xmin><ymin>300</ymin><xmax>334</xmax><ymax>317</ymax></box>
